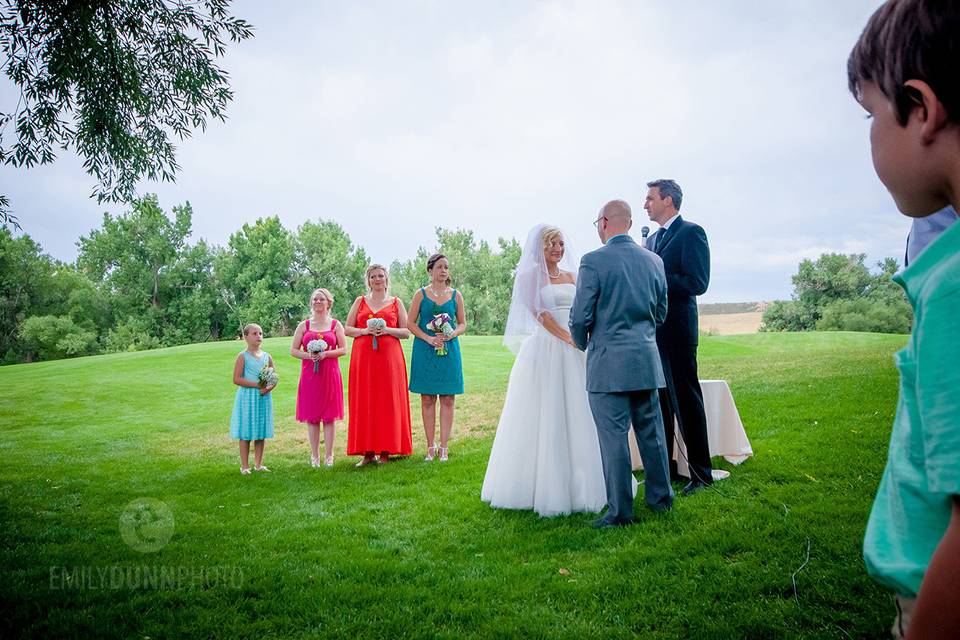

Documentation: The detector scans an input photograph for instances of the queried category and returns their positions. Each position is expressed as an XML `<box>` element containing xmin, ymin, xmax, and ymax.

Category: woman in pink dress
<box><xmin>291</xmin><ymin>288</ymin><xmax>346</xmax><ymax>467</ymax></box>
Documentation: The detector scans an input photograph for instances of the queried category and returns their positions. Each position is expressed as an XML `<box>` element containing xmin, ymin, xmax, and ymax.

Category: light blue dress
<box><xmin>230</xmin><ymin>351</ymin><xmax>275</xmax><ymax>440</ymax></box>
<box><xmin>409</xmin><ymin>289</ymin><xmax>464</xmax><ymax>395</ymax></box>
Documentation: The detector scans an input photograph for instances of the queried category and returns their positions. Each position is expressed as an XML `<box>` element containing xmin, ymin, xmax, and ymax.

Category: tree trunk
<box><xmin>152</xmin><ymin>269</ymin><xmax>160</xmax><ymax>308</ymax></box>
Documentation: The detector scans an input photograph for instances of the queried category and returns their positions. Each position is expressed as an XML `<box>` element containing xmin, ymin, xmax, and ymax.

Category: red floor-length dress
<box><xmin>347</xmin><ymin>297</ymin><xmax>413</xmax><ymax>455</ymax></box>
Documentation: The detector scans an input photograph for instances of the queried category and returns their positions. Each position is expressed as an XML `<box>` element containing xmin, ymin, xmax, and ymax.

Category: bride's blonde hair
<box><xmin>540</xmin><ymin>226</ymin><xmax>563</xmax><ymax>250</ymax></box>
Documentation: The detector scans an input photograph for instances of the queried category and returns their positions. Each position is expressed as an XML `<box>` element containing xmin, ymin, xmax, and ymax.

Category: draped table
<box><xmin>630</xmin><ymin>379</ymin><xmax>752</xmax><ymax>480</ymax></box>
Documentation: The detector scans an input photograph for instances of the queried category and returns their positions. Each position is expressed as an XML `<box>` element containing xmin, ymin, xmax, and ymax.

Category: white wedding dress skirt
<box><xmin>481</xmin><ymin>284</ymin><xmax>608</xmax><ymax>517</ymax></box>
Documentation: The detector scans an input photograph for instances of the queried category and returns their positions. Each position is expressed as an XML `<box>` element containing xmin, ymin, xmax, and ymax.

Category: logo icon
<box><xmin>119</xmin><ymin>498</ymin><xmax>174</xmax><ymax>553</ymax></box>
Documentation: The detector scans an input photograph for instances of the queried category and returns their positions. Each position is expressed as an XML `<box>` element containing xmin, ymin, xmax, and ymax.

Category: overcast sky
<box><xmin>2</xmin><ymin>0</ymin><xmax>900</xmax><ymax>303</ymax></box>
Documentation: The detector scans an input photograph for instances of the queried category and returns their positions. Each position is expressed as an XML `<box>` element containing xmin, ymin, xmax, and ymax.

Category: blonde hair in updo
<box><xmin>540</xmin><ymin>225</ymin><xmax>563</xmax><ymax>250</ymax></box>
<box><xmin>365</xmin><ymin>264</ymin><xmax>390</xmax><ymax>293</ymax></box>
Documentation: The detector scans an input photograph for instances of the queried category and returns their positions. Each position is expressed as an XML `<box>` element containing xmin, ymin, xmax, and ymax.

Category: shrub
<box><xmin>20</xmin><ymin>315</ymin><xmax>98</xmax><ymax>361</ymax></box>
<box><xmin>105</xmin><ymin>317</ymin><xmax>163</xmax><ymax>352</ymax></box>
<box><xmin>816</xmin><ymin>297</ymin><xmax>912</xmax><ymax>334</ymax></box>
<box><xmin>761</xmin><ymin>300</ymin><xmax>815</xmax><ymax>332</ymax></box>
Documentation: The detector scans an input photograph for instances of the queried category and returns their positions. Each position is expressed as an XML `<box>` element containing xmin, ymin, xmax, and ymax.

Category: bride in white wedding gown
<box><xmin>480</xmin><ymin>224</ymin><xmax>609</xmax><ymax>517</ymax></box>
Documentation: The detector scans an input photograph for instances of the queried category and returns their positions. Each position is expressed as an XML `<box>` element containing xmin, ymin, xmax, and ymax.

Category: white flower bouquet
<box><xmin>258</xmin><ymin>366</ymin><xmax>279</xmax><ymax>388</ymax></box>
<box><xmin>306</xmin><ymin>339</ymin><xmax>327</xmax><ymax>373</ymax></box>
<box><xmin>366</xmin><ymin>317</ymin><xmax>387</xmax><ymax>351</ymax></box>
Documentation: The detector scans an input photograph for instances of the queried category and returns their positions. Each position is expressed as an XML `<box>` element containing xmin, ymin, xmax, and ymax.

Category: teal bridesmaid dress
<box><xmin>230</xmin><ymin>351</ymin><xmax>275</xmax><ymax>440</ymax></box>
<box><xmin>409</xmin><ymin>288</ymin><xmax>464</xmax><ymax>395</ymax></box>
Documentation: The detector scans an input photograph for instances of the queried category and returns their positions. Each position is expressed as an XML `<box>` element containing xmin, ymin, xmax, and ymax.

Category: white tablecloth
<box><xmin>630</xmin><ymin>379</ymin><xmax>752</xmax><ymax>478</ymax></box>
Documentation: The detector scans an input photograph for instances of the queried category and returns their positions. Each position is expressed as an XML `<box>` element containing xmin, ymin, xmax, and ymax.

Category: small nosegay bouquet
<box><xmin>306</xmin><ymin>339</ymin><xmax>327</xmax><ymax>373</ymax></box>
<box><xmin>428</xmin><ymin>313</ymin><xmax>454</xmax><ymax>356</ymax></box>
<box><xmin>258</xmin><ymin>366</ymin><xmax>279</xmax><ymax>388</ymax></box>
<box><xmin>366</xmin><ymin>317</ymin><xmax>387</xmax><ymax>350</ymax></box>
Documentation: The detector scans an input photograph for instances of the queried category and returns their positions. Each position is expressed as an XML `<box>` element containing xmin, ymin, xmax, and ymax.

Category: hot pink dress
<box><xmin>296</xmin><ymin>319</ymin><xmax>344</xmax><ymax>424</ymax></box>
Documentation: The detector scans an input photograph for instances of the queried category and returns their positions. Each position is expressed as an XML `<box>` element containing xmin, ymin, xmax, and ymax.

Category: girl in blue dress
<box><xmin>231</xmin><ymin>323</ymin><xmax>277</xmax><ymax>474</ymax></box>
<box><xmin>407</xmin><ymin>254</ymin><xmax>467</xmax><ymax>462</ymax></box>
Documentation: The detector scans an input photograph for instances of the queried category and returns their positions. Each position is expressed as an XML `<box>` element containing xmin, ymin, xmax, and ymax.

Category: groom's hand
<box><xmin>569</xmin><ymin>331</ymin><xmax>586</xmax><ymax>351</ymax></box>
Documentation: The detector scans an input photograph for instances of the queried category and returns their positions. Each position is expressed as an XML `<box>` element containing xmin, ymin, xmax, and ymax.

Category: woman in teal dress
<box><xmin>407</xmin><ymin>253</ymin><xmax>466</xmax><ymax>462</ymax></box>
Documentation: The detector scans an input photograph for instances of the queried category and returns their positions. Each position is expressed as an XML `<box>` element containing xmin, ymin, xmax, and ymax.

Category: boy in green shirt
<box><xmin>848</xmin><ymin>1</ymin><xmax>960</xmax><ymax>637</ymax></box>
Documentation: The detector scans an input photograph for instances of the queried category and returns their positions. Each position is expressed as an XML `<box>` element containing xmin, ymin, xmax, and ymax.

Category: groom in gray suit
<box><xmin>569</xmin><ymin>200</ymin><xmax>674</xmax><ymax>527</ymax></box>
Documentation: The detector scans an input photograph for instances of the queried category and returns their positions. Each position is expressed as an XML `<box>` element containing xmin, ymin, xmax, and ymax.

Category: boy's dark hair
<box><xmin>848</xmin><ymin>0</ymin><xmax>959</xmax><ymax>125</ymax></box>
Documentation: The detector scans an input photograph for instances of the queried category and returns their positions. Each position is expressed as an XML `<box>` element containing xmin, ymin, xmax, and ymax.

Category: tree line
<box><xmin>2</xmin><ymin>196</ymin><xmax>912</xmax><ymax>365</ymax></box>
<box><xmin>1</xmin><ymin>195</ymin><xmax>521</xmax><ymax>365</ymax></box>
<box><xmin>761</xmin><ymin>253</ymin><xmax>912</xmax><ymax>334</ymax></box>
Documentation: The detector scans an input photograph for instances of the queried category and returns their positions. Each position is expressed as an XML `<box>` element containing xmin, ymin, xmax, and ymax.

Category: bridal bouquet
<box><xmin>306</xmin><ymin>339</ymin><xmax>327</xmax><ymax>373</ymax></box>
<box><xmin>428</xmin><ymin>313</ymin><xmax>454</xmax><ymax>356</ymax></box>
<box><xmin>366</xmin><ymin>317</ymin><xmax>387</xmax><ymax>351</ymax></box>
<box><xmin>258</xmin><ymin>366</ymin><xmax>279</xmax><ymax>389</ymax></box>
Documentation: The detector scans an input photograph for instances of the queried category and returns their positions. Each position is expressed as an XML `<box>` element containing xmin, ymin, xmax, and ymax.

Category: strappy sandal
<box><xmin>424</xmin><ymin>445</ymin><xmax>437</xmax><ymax>462</ymax></box>
<box><xmin>438</xmin><ymin>446</ymin><xmax>449</xmax><ymax>462</ymax></box>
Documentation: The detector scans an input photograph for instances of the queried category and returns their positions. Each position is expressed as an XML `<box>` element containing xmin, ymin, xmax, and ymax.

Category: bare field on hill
<box><xmin>699</xmin><ymin>311</ymin><xmax>764</xmax><ymax>335</ymax></box>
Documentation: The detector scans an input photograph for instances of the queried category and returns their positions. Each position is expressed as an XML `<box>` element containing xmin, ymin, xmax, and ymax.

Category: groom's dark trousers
<box><xmin>588</xmin><ymin>390</ymin><xmax>673</xmax><ymax>520</ymax></box>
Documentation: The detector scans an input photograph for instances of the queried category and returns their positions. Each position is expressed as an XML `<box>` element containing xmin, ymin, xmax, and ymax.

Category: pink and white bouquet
<box><xmin>366</xmin><ymin>317</ymin><xmax>387</xmax><ymax>350</ymax></box>
<box><xmin>306</xmin><ymin>339</ymin><xmax>327</xmax><ymax>373</ymax></box>
<box><xmin>428</xmin><ymin>313</ymin><xmax>454</xmax><ymax>356</ymax></box>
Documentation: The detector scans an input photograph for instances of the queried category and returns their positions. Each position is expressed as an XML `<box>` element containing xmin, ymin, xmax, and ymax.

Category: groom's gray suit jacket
<box><xmin>569</xmin><ymin>234</ymin><xmax>667</xmax><ymax>391</ymax></box>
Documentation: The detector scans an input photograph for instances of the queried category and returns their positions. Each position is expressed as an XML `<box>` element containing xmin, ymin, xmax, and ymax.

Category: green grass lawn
<box><xmin>0</xmin><ymin>332</ymin><xmax>903</xmax><ymax>638</ymax></box>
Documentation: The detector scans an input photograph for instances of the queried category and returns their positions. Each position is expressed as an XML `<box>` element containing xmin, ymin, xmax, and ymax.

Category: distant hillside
<box><xmin>698</xmin><ymin>301</ymin><xmax>772</xmax><ymax>315</ymax></box>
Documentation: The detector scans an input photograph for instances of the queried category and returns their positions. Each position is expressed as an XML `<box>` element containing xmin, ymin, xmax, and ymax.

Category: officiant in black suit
<box><xmin>644</xmin><ymin>179</ymin><xmax>713</xmax><ymax>495</ymax></box>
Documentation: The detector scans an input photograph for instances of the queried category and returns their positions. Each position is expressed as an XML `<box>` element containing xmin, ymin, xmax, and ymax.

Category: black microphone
<box><xmin>641</xmin><ymin>226</ymin><xmax>650</xmax><ymax>248</ymax></box>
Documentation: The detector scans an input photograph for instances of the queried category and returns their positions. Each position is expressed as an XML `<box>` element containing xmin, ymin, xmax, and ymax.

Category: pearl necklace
<box><xmin>548</xmin><ymin>267</ymin><xmax>561</xmax><ymax>279</ymax></box>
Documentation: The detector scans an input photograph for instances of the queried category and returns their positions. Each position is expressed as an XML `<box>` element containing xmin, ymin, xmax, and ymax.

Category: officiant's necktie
<box><xmin>652</xmin><ymin>228</ymin><xmax>665</xmax><ymax>252</ymax></box>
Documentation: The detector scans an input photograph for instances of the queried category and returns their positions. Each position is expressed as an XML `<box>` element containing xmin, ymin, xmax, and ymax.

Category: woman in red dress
<box><xmin>345</xmin><ymin>264</ymin><xmax>413</xmax><ymax>466</ymax></box>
